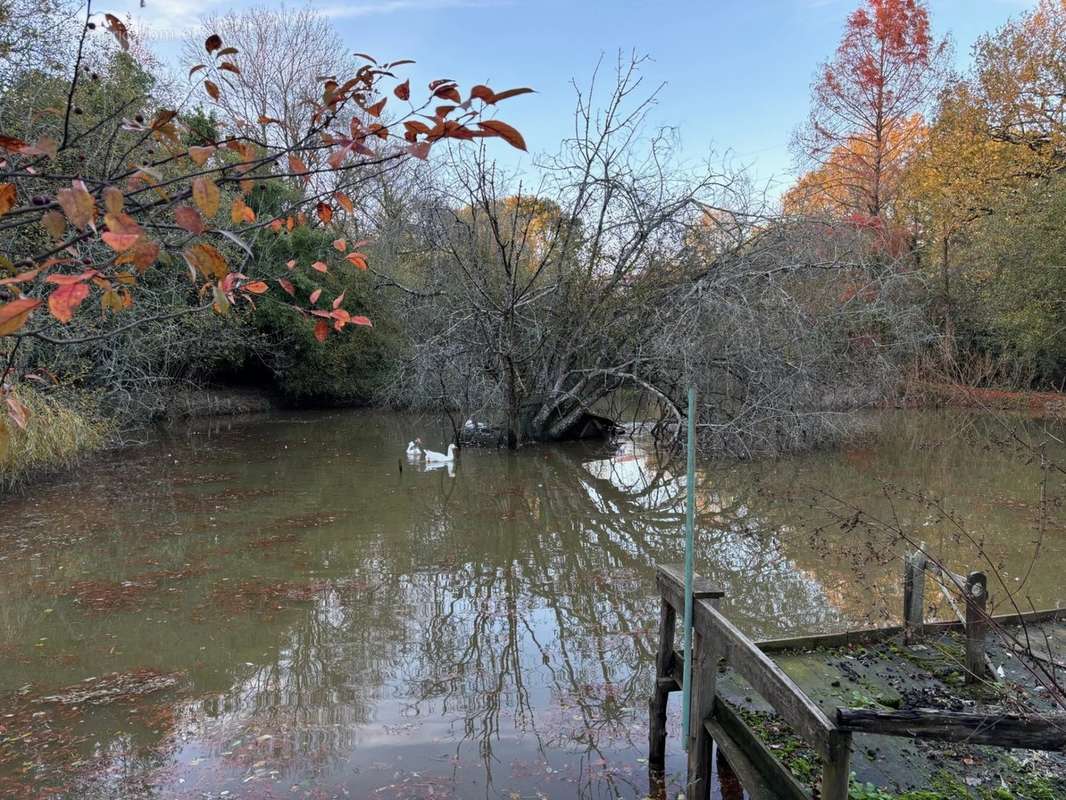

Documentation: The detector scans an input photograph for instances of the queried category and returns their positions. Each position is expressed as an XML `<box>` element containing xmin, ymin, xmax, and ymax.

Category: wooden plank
<box><xmin>836</xmin><ymin>708</ymin><xmax>1066</xmax><ymax>750</ymax></box>
<box><xmin>965</xmin><ymin>572</ymin><xmax>989</xmax><ymax>683</ymax></box>
<box><xmin>658</xmin><ymin>565</ymin><xmax>837</xmax><ymax>759</ymax></box>
<box><xmin>755</xmin><ymin>606</ymin><xmax>1066</xmax><ymax>654</ymax></box>
<box><xmin>687</xmin><ymin>628</ymin><xmax>720</xmax><ymax>797</ymax></box>
<box><xmin>659</xmin><ymin>562</ymin><xmax>725</xmax><ymax>599</ymax></box>
<box><xmin>649</xmin><ymin>596</ymin><xmax>677</xmax><ymax>774</ymax></box>
<box><xmin>710</xmin><ymin>698</ymin><xmax>810</xmax><ymax>800</ymax></box>
<box><xmin>903</xmin><ymin>551</ymin><xmax>926</xmax><ymax>643</ymax></box>
<box><xmin>820</xmin><ymin>730</ymin><xmax>852</xmax><ymax>800</ymax></box>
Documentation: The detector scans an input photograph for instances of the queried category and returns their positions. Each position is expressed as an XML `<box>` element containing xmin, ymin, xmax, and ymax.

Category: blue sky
<box><xmin>111</xmin><ymin>0</ymin><xmax>1036</xmax><ymax>192</ymax></box>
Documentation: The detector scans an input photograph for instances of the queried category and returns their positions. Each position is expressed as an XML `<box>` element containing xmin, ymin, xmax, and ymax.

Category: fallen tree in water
<box><xmin>377</xmin><ymin>57</ymin><xmax>929</xmax><ymax>454</ymax></box>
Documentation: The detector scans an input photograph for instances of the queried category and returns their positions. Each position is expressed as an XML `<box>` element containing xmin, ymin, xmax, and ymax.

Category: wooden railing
<box><xmin>651</xmin><ymin>559</ymin><xmax>1066</xmax><ymax>800</ymax></box>
<box><xmin>649</xmin><ymin>564</ymin><xmax>852</xmax><ymax>800</ymax></box>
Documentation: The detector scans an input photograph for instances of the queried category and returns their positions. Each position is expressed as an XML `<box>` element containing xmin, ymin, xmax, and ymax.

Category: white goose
<box><xmin>422</xmin><ymin>443</ymin><xmax>458</xmax><ymax>463</ymax></box>
<box><xmin>406</xmin><ymin>438</ymin><xmax>424</xmax><ymax>457</ymax></box>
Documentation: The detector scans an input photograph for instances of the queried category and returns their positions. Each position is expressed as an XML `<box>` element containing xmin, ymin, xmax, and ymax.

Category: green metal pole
<box><xmin>680</xmin><ymin>385</ymin><xmax>696</xmax><ymax>750</ymax></box>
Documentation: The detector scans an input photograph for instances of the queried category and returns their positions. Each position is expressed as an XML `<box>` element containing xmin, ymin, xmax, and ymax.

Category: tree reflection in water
<box><xmin>1</xmin><ymin>409</ymin><xmax>1059</xmax><ymax>798</ymax></box>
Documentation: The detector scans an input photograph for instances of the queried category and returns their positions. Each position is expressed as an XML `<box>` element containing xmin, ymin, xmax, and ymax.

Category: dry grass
<box><xmin>0</xmin><ymin>388</ymin><xmax>111</xmax><ymax>491</ymax></box>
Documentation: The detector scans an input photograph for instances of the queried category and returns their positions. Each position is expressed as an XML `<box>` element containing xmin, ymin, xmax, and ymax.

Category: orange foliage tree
<box><xmin>791</xmin><ymin>0</ymin><xmax>948</xmax><ymax>222</ymax></box>
<box><xmin>0</xmin><ymin>9</ymin><xmax>529</xmax><ymax>436</ymax></box>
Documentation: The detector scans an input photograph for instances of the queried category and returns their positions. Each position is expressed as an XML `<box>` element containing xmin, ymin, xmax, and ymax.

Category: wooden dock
<box><xmin>648</xmin><ymin>561</ymin><xmax>1066</xmax><ymax>799</ymax></box>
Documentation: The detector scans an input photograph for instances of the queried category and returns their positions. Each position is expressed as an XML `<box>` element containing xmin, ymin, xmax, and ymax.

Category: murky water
<box><xmin>0</xmin><ymin>408</ymin><xmax>1063</xmax><ymax>798</ymax></box>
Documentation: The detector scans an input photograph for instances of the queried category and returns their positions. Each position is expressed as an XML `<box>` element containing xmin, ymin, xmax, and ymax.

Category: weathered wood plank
<box><xmin>755</xmin><ymin>606</ymin><xmax>1065</xmax><ymax>654</ymax></box>
<box><xmin>903</xmin><ymin>551</ymin><xmax>926</xmax><ymax>643</ymax></box>
<box><xmin>836</xmin><ymin>708</ymin><xmax>1066</xmax><ymax>750</ymax></box>
<box><xmin>658</xmin><ymin>565</ymin><xmax>837</xmax><ymax>759</ymax></box>
<box><xmin>687</xmin><ymin>629</ymin><xmax>721</xmax><ymax>798</ymax></box>
<box><xmin>649</xmin><ymin>596</ymin><xmax>677</xmax><ymax>774</ymax></box>
<box><xmin>659</xmin><ymin>562</ymin><xmax>725</xmax><ymax>599</ymax></box>
<box><xmin>710</xmin><ymin>698</ymin><xmax>810</xmax><ymax>800</ymax></box>
<box><xmin>965</xmin><ymin>571</ymin><xmax>989</xmax><ymax>683</ymax></box>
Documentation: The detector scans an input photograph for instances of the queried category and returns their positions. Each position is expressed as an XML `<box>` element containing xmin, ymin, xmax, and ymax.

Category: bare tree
<box><xmin>376</xmin><ymin>55</ymin><xmax>930</xmax><ymax>455</ymax></box>
<box><xmin>183</xmin><ymin>8</ymin><xmax>353</xmax><ymax>153</ymax></box>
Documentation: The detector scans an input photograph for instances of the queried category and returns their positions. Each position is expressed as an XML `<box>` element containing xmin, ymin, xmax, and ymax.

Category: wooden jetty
<box><xmin>648</xmin><ymin>557</ymin><xmax>1066</xmax><ymax>799</ymax></box>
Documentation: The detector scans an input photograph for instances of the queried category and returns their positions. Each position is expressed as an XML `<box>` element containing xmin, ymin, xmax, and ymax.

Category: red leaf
<box><xmin>351</xmin><ymin>315</ymin><xmax>372</xmax><ymax>327</ymax></box>
<box><xmin>174</xmin><ymin>206</ymin><xmax>204</xmax><ymax>235</ymax></box>
<box><xmin>332</xmin><ymin>290</ymin><xmax>346</xmax><ymax>309</ymax></box>
<box><xmin>277</xmin><ymin>278</ymin><xmax>295</xmax><ymax>296</ymax></box>
<box><xmin>313</xmin><ymin>319</ymin><xmax>330</xmax><ymax>342</ymax></box>
<box><xmin>394</xmin><ymin>80</ymin><xmax>410</xmax><ymax>101</ymax></box>
<box><xmin>310</xmin><ymin>288</ymin><xmax>322</xmax><ymax>304</ymax></box>
<box><xmin>205</xmin><ymin>34</ymin><xmax>222</xmax><ymax>53</ymax></box>
<box><xmin>48</xmin><ymin>282</ymin><xmax>90</xmax><ymax>324</ymax></box>
<box><xmin>0</xmin><ymin>298</ymin><xmax>41</xmax><ymax>335</ymax></box>
<box><xmin>477</xmin><ymin>120</ymin><xmax>527</xmax><ymax>151</ymax></box>
<box><xmin>311</xmin><ymin>260</ymin><xmax>328</xmax><ymax>273</ymax></box>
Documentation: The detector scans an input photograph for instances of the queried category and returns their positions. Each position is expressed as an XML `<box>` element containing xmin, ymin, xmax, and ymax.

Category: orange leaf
<box><xmin>101</xmin><ymin>231</ymin><xmax>141</xmax><ymax>252</ymax></box>
<box><xmin>175</xmin><ymin>205</ymin><xmax>205</xmax><ymax>235</ymax></box>
<box><xmin>277</xmin><ymin>278</ymin><xmax>295</xmax><ymax>296</ymax></box>
<box><xmin>351</xmin><ymin>315</ymin><xmax>372</xmax><ymax>327</ymax></box>
<box><xmin>332</xmin><ymin>290</ymin><xmax>346</xmax><ymax>309</ymax></box>
<box><xmin>191</xmin><ymin>177</ymin><xmax>220</xmax><ymax>217</ymax></box>
<box><xmin>0</xmin><ymin>183</ymin><xmax>16</xmax><ymax>216</ymax></box>
<box><xmin>231</xmin><ymin>196</ymin><xmax>255</xmax><ymax>224</ymax></box>
<box><xmin>285</xmin><ymin>259</ymin><xmax>297</xmax><ymax>270</ymax></box>
<box><xmin>313</xmin><ymin>319</ymin><xmax>329</xmax><ymax>342</ymax></box>
<box><xmin>6</xmin><ymin>394</ymin><xmax>30</xmax><ymax>429</ymax></box>
<box><xmin>470</xmin><ymin>84</ymin><xmax>494</xmax><ymax>103</ymax></box>
<box><xmin>345</xmin><ymin>252</ymin><xmax>368</xmax><ymax>270</ymax></box>
<box><xmin>335</xmin><ymin>193</ymin><xmax>354</xmax><ymax>214</ymax></box>
<box><xmin>394</xmin><ymin>80</ymin><xmax>410</xmax><ymax>101</ymax></box>
<box><xmin>204</xmin><ymin>80</ymin><xmax>220</xmax><ymax>101</ymax></box>
<box><xmin>104</xmin><ymin>13</ymin><xmax>129</xmax><ymax>50</ymax></box>
<box><xmin>310</xmin><ymin>288</ymin><xmax>322</xmax><ymax>304</ymax></box>
<box><xmin>366</xmin><ymin>98</ymin><xmax>387</xmax><ymax>117</ymax></box>
<box><xmin>102</xmin><ymin>186</ymin><xmax>124</xmax><ymax>216</ymax></box>
<box><xmin>115</xmin><ymin>239</ymin><xmax>159</xmax><ymax>272</ymax></box>
<box><xmin>490</xmin><ymin>87</ymin><xmax>534</xmax><ymax>103</ymax></box>
<box><xmin>41</xmin><ymin>210</ymin><xmax>64</xmax><ymax>239</ymax></box>
<box><xmin>0</xmin><ymin>298</ymin><xmax>41</xmax><ymax>335</ymax></box>
<box><xmin>333</xmin><ymin>238</ymin><xmax>347</xmax><ymax>251</ymax></box>
<box><xmin>183</xmin><ymin>242</ymin><xmax>228</xmax><ymax>279</ymax></box>
<box><xmin>406</xmin><ymin>141</ymin><xmax>431</xmax><ymax>160</ymax></box>
<box><xmin>0</xmin><ymin>268</ymin><xmax>40</xmax><ymax>286</ymax></box>
<box><xmin>288</xmin><ymin>154</ymin><xmax>308</xmax><ymax>177</ymax></box>
<box><xmin>48</xmin><ymin>282</ymin><xmax>90</xmax><ymax>324</ymax></box>
<box><xmin>188</xmin><ymin>145</ymin><xmax>215</xmax><ymax>166</ymax></box>
<box><xmin>477</xmin><ymin>120</ymin><xmax>526</xmax><ymax>151</ymax></box>
<box><xmin>56</xmin><ymin>179</ymin><xmax>96</xmax><ymax>231</ymax></box>
<box><xmin>316</xmin><ymin>202</ymin><xmax>333</xmax><ymax>224</ymax></box>
<box><xmin>243</xmin><ymin>280</ymin><xmax>268</xmax><ymax>294</ymax></box>
<box><xmin>311</xmin><ymin>260</ymin><xmax>328</xmax><ymax>273</ymax></box>
<box><xmin>219</xmin><ymin>62</ymin><xmax>240</xmax><ymax>75</ymax></box>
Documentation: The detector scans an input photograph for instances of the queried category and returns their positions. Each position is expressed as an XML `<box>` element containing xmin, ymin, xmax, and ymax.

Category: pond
<box><xmin>0</xmin><ymin>408</ymin><xmax>1063</xmax><ymax>799</ymax></box>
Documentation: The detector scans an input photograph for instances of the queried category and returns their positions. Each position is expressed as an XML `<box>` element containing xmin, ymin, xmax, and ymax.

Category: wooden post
<box><xmin>903</xmin><ymin>550</ymin><xmax>926</xmax><ymax>643</ymax></box>
<box><xmin>649</xmin><ymin>595</ymin><xmax>677</xmax><ymax>782</ymax></box>
<box><xmin>964</xmin><ymin>571</ymin><xmax>988</xmax><ymax>683</ymax></box>
<box><xmin>686</xmin><ymin>599</ymin><xmax>721</xmax><ymax>800</ymax></box>
<box><xmin>820</xmin><ymin>729</ymin><xmax>852</xmax><ymax>800</ymax></box>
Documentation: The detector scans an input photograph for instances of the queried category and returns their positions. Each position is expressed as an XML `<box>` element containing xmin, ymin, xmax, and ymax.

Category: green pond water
<box><xmin>0</xmin><ymin>408</ymin><xmax>1062</xmax><ymax>799</ymax></box>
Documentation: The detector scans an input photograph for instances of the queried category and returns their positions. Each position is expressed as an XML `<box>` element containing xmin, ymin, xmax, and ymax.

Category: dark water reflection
<box><xmin>0</xmin><ymin>409</ymin><xmax>1062</xmax><ymax>798</ymax></box>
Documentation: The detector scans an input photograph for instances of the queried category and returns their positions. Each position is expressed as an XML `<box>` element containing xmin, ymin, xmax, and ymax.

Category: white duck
<box><xmin>422</xmin><ymin>443</ymin><xmax>458</xmax><ymax>463</ymax></box>
<box><xmin>406</xmin><ymin>438</ymin><xmax>424</xmax><ymax>458</ymax></box>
